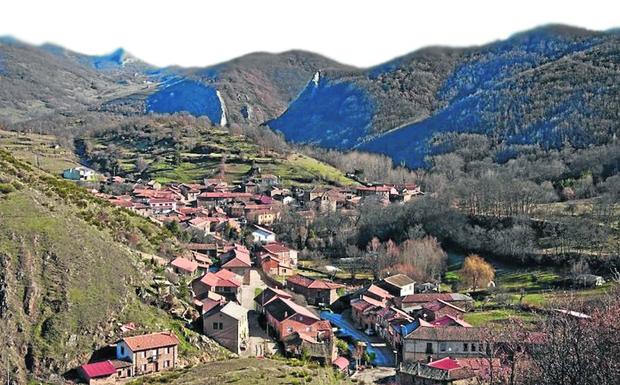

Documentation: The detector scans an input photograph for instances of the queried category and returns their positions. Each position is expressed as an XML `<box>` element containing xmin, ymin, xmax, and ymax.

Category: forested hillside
<box><xmin>269</xmin><ymin>25</ymin><xmax>620</xmax><ymax>168</ymax></box>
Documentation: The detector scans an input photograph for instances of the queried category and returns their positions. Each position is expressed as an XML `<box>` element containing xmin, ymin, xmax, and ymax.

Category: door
<box><xmin>154</xmin><ymin>362</ymin><xmax>159</xmax><ymax>372</ymax></box>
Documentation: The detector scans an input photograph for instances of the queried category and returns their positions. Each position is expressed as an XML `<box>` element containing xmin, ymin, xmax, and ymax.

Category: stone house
<box><xmin>259</xmin><ymin>253</ymin><xmax>293</xmax><ymax>276</ymax></box>
<box><xmin>115</xmin><ymin>332</ymin><xmax>179</xmax><ymax>376</ymax></box>
<box><xmin>398</xmin><ymin>357</ymin><xmax>493</xmax><ymax>385</ymax></box>
<box><xmin>401</xmin><ymin>320</ymin><xmax>485</xmax><ymax>362</ymax></box>
<box><xmin>378</xmin><ymin>274</ymin><xmax>416</xmax><ymax>297</ymax></box>
<box><xmin>192</xmin><ymin>269</ymin><xmax>241</xmax><ymax>301</ymax></box>
<box><xmin>169</xmin><ymin>257</ymin><xmax>199</xmax><ymax>276</ymax></box>
<box><xmin>286</xmin><ymin>274</ymin><xmax>345</xmax><ymax>306</ymax></box>
<box><xmin>261</xmin><ymin>242</ymin><xmax>298</xmax><ymax>266</ymax></box>
<box><xmin>203</xmin><ymin>301</ymin><xmax>249</xmax><ymax>354</ymax></box>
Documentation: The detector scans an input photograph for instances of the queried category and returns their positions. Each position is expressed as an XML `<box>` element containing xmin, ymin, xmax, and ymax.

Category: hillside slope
<box><xmin>268</xmin><ymin>25</ymin><xmax>620</xmax><ymax>167</ymax></box>
<box><xmin>0</xmin><ymin>38</ymin><xmax>150</xmax><ymax>124</ymax></box>
<box><xmin>2</xmin><ymin>25</ymin><xmax>619</xmax><ymax>169</ymax></box>
<box><xmin>141</xmin><ymin>50</ymin><xmax>352</xmax><ymax>126</ymax></box>
<box><xmin>0</xmin><ymin>152</ymin><xmax>224</xmax><ymax>384</ymax></box>
<box><xmin>78</xmin><ymin>115</ymin><xmax>357</xmax><ymax>187</ymax></box>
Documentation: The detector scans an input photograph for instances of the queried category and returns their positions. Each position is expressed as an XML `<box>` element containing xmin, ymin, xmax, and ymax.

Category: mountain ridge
<box><xmin>1</xmin><ymin>24</ymin><xmax>619</xmax><ymax>168</ymax></box>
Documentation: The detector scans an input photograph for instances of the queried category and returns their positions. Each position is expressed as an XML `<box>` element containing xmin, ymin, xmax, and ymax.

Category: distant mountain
<box><xmin>1</xmin><ymin>25</ymin><xmax>619</xmax><ymax>168</ymax></box>
<box><xmin>0</xmin><ymin>38</ymin><xmax>151</xmax><ymax>123</ymax></box>
<box><xmin>269</xmin><ymin>25</ymin><xmax>620</xmax><ymax>167</ymax></box>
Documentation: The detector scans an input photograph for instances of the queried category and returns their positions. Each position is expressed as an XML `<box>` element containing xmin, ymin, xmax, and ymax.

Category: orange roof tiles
<box><xmin>121</xmin><ymin>331</ymin><xmax>179</xmax><ymax>351</ymax></box>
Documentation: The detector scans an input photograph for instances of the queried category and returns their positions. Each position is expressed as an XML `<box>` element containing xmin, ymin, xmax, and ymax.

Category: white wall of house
<box><xmin>402</xmin><ymin>339</ymin><xmax>487</xmax><ymax>362</ymax></box>
<box><xmin>400</xmin><ymin>283</ymin><xmax>415</xmax><ymax>296</ymax></box>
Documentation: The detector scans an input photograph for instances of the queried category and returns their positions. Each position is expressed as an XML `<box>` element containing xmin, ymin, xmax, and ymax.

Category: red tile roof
<box><xmin>80</xmin><ymin>361</ymin><xmax>116</xmax><ymax>378</ymax></box>
<box><xmin>286</xmin><ymin>274</ymin><xmax>344</xmax><ymax>290</ymax></box>
<box><xmin>199</xmin><ymin>269</ymin><xmax>241</xmax><ymax>288</ymax></box>
<box><xmin>333</xmin><ymin>357</ymin><xmax>350</xmax><ymax>370</ymax></box>
<box><xmin>431</xmin><ymin>315</ymin><xmax>472</xmax><ymax>328</ymax></box>
<box><xmin>400</xmin><ymin>293</ymin><xmax>472</xmax><ymax>304</ymax></box>
<box><xmin>351</xmin><ymin>299</ymin><xmax>374</xmax><ymax>313</ymax></box>
<box><xmin>222</xmin><ymin>254</ymin><xmax>251</xmax><ymax>268</ymax></box>
<box><xmin>262</xmin><ymin>242</ymin><xmax>293</xmax><ymax>254</ymax></box>
<box><xmin>366</xmin><ymin>284</ymin><xmax>393</xmax><ymax>300</ymax></box>
<box><xmin>428</xmin><ymin>357</ymin><xmax>461</xmax><ymax>371</ymax></box>
<box><xmin>170</xmin><ymin>257</ymin><xmax>198</xmax><ymax>273</ymax></box>
<box><xmin>199</xmin><ymin>192</ymin><xmax>252</xmax><ymax>199</ymax></box>
<box><xmin>221</xmin><ymin>248</ymin><xmax>251</xmax><ymax>268</ymax></box>
<box><xmin>121</xmin><ymin>331</ymin><xmax>179</xmax><ymax>351</ymax></box>
<box><xmin>201</xmin><ymin>297</ymin><xmax>224</xmax><ymax>314</ymax></box>
<box><xmin>422</xmin><ymin>299</ymin><xmax>466</xmax><ymax>313</ymax></box>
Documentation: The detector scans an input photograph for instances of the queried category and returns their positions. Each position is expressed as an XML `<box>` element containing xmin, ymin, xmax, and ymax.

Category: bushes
<box><xmin>0</xmin><ymin>182</ymin><xmax>16</xmax><ymax>194</ymax></box>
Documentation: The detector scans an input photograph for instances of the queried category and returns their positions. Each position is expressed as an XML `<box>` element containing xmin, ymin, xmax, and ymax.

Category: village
<box><xmin>63</xmin><ymin>166</ymin><xmax>594</xmax><ymax>385</ymax></box>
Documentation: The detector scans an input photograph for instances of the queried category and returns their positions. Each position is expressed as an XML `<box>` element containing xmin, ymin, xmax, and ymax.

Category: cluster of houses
<box><xmin>161</xmin><ymin>218</ymin><xmax>347</xmax><ymax>366</ymax></box>
<box><xmin>80</xmin><ymin>173</ymin><xmax>422</xmax><ymax>235</ymax></box>
<box><xmin>346</xmin><ymin>274</ymin><xmax>546</xmax><ymax>384</ymax></box>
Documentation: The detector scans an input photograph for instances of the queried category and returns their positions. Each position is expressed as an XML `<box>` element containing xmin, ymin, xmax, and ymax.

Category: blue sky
<box><xmin>1</xmin><ymin>0</ymin><xmax>618</xmax><ymax>68</ymax></box>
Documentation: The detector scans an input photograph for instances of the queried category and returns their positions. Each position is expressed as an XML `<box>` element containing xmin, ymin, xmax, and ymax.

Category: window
<box><xmin>219</xmin><ymin>322</ymin><xmax>223</xmax><ymax>329</ymax></box>
<box><xmin>425</xmin><ymin>342</ymin><xmax>433</xmax><ymax>354</ymax></box>
<box><xmin>213</xmin><ymin>322</ymin><xmax>219</xmax><ymax>330</ymax></box>
<box><xmin>142</xmin><ymin>364</ymin><xmax>147</xmax><ymax>372</ymax></box>
<box><xmin>120</xmin><ymin>345</ymin><xmax>125</xmax><ymax>355</ymax></box>
<box><xmin>151</xmin><ymin>349</ymin><xmax>157</xmax><ymax>356</ymax></box>
<box><xmin>471</xmin><ymin>344</ymin><xmax>476</xmax><ymax>352</ymax></box>
<box><xmin>439</xmin><ymin>342</ymin><xmax>447</xmax><ymax>352</ymax></box>
<box><xmin>479</xmin><ymin>343</ymin><xmax>484</xmax><ymax>352</ymax></box>
<box><xmin>166</xmin><ymin>347</ymin><xmax>171</xmax><ymax>354</ymax></box>
<box><xmin>164</xmin><ymin>360</ymin><xmax>170</xmax><ymax>368</ymax></box>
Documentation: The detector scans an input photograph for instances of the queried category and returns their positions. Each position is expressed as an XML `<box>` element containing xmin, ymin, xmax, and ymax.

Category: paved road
<box><xmin>240</xmin><ymin>269</ymin><xmax>266</xmax><ymax>309</ymax></box>
<box><xmin>239</xmin><ymin>269</ymin><xmax>275</xmax><ymax>357</ymax></box>
<box><xmin>320</xmin><ymin>311</ymin><xmax>395</xmax><ymax>367</ymax></box>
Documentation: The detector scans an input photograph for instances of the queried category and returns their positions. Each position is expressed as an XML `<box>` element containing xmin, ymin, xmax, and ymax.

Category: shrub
<box><xmin>0</xmin><ymin>183</ymin><xmax>16</xmax><ymax>194</ymax></box>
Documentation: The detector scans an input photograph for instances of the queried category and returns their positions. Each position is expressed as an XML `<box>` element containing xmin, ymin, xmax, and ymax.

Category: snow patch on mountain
<box><xmin>216</xmin><ymin>90</ymin><xmax>227</xmax><ymax>126</ymax></box>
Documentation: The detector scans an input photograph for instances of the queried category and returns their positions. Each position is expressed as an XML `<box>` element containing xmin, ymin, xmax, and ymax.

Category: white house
<box><xmin>62</xmin><ymin>166</ymin><xmax>96</xmax><ymax>181</ymax></box>
<box><xmin>251</xmin><ymin>225</ymin><xmax>276</xmax><ymax>243</ymax></box>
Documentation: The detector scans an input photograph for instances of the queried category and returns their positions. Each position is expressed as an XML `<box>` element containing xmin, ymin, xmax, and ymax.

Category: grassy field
<box><xmin>0</xmin><ymin>150</ymin><xmax>226</xmax><ymax>382</ymax></box>
<box><xmin>125</xmin><ymin>358</ymin><xmax>353</xmax><ymax>385</ymax></box>
<box><xmin>452</xmin><ymin>264</ymin><xmax>618</xmax><ymax>325</ymax></box>
<box><xmin>464</xmin><ymin>309</ymin><xmax>540</xmax><ymax>326</ymax></box>
<box><xmin>0</xmin><ymin>129</ymin><xmax>82</xmax><ymax>175</ymax></box>
<box><xmin>87</xmin><ymin>125</ymin><xmax>357</xmax><ymax>188</ymax></box>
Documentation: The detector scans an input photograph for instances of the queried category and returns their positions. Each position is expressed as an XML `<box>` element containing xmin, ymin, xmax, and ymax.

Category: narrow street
<box><xmin>239</xmin><ymin>269</ymin><xmax>277</xmax><ymax>357</ymax></box>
